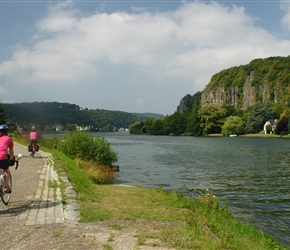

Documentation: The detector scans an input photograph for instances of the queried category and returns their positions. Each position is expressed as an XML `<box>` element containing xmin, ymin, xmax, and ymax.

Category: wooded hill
<box><xmin>3</xmin><ymin>102</ymin><xmax>163</xmax><ymax>132</ymax></box>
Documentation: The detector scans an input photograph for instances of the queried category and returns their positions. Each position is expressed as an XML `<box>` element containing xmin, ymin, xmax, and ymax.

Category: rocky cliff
<box><xmin>176</xmin><ymin>56</ymin><xmax>290</xmax><ymax>113</ymax></box>
<box><xmin>201</xmin><ymin>70</ymin><xmax>285</xmax><ymax>110</ymax></box>
<box><xmin>177</xmin><ymin>56</ymin><xmax>290</xmax><ymax>113</ymax></box>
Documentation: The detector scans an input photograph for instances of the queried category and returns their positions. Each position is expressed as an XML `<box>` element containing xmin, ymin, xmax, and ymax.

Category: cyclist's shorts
<box><xmin>0</xmin><ymin>160</ymin><xmax>9</xmax><ymax>170</ymax></box>
<box><xmin>30</xmin><ymin>140</ymin><xmax>38</xmax><ymax>145</ymax></box>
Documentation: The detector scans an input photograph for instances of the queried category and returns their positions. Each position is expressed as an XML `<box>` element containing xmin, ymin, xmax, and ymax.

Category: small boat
<box><xmin>229</xmin><ymin>134</ymin><xmax>237</xmax><ymax>137</ymax></box>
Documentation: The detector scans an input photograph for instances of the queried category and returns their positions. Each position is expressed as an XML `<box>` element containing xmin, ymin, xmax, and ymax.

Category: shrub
<box><xmin>40</xmin><ymin>135</ymin><xmax>60</xmax><ymax>149</ymax></box>
<box><xmin>59</xmin><ymin>131</ymin><xmax>118</xmax><ymax>165</ymax></box>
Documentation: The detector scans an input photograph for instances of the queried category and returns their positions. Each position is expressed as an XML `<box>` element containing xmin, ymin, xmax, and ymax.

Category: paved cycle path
<box><xmin>0</xmin><ymin>143</ymin><xmax>175</xmax><ymax>250</ymax></box>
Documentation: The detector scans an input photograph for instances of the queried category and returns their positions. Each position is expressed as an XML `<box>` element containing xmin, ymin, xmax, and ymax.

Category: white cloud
<box><xmin>1</xmin><ymin>1</ymin><xmax>290</xmax><ymax>114</ymax></box>
<box><xmin>281</xmin><ymin>2</ymin><xmax>290</xmax><ymax>31</ymax></box>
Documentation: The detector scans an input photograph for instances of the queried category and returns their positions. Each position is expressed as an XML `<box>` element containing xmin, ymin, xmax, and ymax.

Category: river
<box><xmin>98</xmin><ymin>132</ymin><xmax>290</xmax><ymax>246</ymax></box>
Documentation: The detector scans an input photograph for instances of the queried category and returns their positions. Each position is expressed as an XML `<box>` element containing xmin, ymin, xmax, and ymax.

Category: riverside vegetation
<box><xmin>13</xmin><ymin>131</ymin><xmax>289</xmax><ymax>249</ymax></box>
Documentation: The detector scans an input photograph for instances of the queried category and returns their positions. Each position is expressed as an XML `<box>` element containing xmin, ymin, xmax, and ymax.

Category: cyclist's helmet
<box><xmin>0</xmin><ymin>124</ymin><xmax>8</xmax><ymax>131</ymax></box>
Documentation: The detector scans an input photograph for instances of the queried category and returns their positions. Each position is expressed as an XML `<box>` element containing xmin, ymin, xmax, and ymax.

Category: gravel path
<box><xmin>0</xmin><ymin>143</ymin><xmax>176</xmax><ymax>250</ymax></box>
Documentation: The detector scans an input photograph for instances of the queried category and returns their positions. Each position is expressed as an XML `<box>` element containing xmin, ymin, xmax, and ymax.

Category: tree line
<box><xmin>129</xmin><ymin>92</ymin><xmax>290</xmax><ymax>136</ymax></box>
<box><xmin>0</xmin><ymin>101</ymin><xmax>162</xmax><ymax>132</ymax></box>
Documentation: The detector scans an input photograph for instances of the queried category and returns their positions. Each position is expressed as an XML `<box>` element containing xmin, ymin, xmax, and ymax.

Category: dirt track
<box><xmin>0</xmin><ymin>144</ymin><xmax>175</xmax><ymax>250</ymax></box>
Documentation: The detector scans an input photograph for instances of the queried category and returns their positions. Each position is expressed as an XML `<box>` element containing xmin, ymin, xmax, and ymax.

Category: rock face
<box><xmin>177</xmin><ymin>56</ymin><xmax>290</xmax><ymax>113</ymax></box>
<box><xmin>177</xmin><ymin>94</ymin><xmax>194</xmax><ymax>113</ymax></box>
<box><xmin>201</xmin><ymin>71</ymin><xmax>286</xmax><ymax>110</ymax></box>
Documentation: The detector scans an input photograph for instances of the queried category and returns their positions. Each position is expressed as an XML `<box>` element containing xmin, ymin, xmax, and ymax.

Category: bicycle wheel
<box><xmin>1</xmin><ymin>171</ymin><xmax>12</xmax><ymax>205</ymax></box>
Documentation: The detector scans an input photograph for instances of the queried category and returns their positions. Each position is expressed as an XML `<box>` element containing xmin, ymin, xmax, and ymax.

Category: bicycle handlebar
<box><xmin>6</xmin><ymin>154</ymin><xmax>22</xmax><ymax>170</ymax></box>
<box><xmin>14</xmin><ymin>154</ymin><xmax>22</xmax><ymax>170</ymax></box>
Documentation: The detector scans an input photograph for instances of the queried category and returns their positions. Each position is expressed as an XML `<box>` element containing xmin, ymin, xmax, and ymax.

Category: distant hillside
<box><xmin>131</xmin><ymin>112</ymin><xmax>164</xmax><ymax>120</ymax></box>
<box><xmin>3</xmin><ymin>102</ymin><xmax>161</xmax><ymax>131</ymax></box>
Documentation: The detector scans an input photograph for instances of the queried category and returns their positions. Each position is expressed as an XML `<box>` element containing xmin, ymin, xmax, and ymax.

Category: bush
<box><xmin>59</xmin><ymin>131</ymin><xmax>118</xmax><ymax>165</ymax></box>
<box><xmin>40</xmin><ymin>135</ymin><xmax>60</xmax><ymax>149</ymax></box>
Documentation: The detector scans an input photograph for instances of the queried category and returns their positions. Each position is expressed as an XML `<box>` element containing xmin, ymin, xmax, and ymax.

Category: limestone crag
<box><xmin>201</xmin><ymin>71</ymin><xmax>286</xmax><ymax>110</ymax></box>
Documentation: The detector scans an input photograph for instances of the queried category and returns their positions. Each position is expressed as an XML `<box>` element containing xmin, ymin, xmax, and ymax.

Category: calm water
<box><xmin>97</xmin><ymin>132</ymin><xmax>290</xmax><ymax>246</ymax></box>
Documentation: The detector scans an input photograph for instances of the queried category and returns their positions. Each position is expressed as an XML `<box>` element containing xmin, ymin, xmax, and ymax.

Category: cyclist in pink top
<box><xmin>0</xmin><ymin>124</ymin><xmax>14</xmax><ymax>193</ymax></box>
<box><xmin>29</xmin><ymin>126</ymin><xmax>38</xmax><ymax>157</ymax></box>
<box><xmin>29</xmin><ymin>126</ymin><xmax>38</xmax><ymax>143</ymax></box>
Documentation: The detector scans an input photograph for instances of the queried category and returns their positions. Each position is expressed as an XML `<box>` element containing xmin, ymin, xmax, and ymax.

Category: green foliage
<box><xmin>280</xmin><ymin>109</ymin><xmax>290</xmax><ymax>120</ymax></box>
<box><xmin>66</xmin><ymin>124</ymin><xmax>77</xmax><ymax>131</ymax></box>
<box><xmin>59</xmin><ymin>131</ymin><xmax>118</xmax><ymax>165</ymax></box>
<box><xmin>276</xmin><ymin>117</ymin><xmax>289</xmax><ymax>135</ymax></box>
<box><xmin>222</xmin><ymin>116</ymin><xmax>244</xmax><ymax>136</ymax></box>
<box><xmin>0</xmin><ymin>101</ymin><xmax>6</xmax><ymax>124</ymax></box>
<box><xmin>3</xmin><ymin>101</ymin><xmax>146</xmax><ymax>131</ymax></box>
<box><xmin>210</xmin><ymin>65</ymin><xmax>247</xmax><ymax>89</ymax></box>
<box><xmin>198</xmin><ymin>104</ymin><xmax>227</xmax><ymax>134</ymax></box>
<box><xmin>40</xmin><ymin>135</ymin><xmax>61</xmax><ymax>149</ymax></box>
<box><xmin>129</xmin><ymin>121</ymin><xmax>144</xmax><ymax>134</ymax></box>
<box><xmin>147</xmin><ymin>118</ymin><xmax>165</xmax><ymax>135</ymax></box>
<box><xmin>163</xmin><ymin>112</ymin><xmax>188</xmax><ymax>135</ymax></box>
<box><xmin>245</xmin><ymin>103</ymin><xmax>276</xmax><ymax>133</ymax></box>
<box><xmin>186</xmin><ymin>106</ymin><xmax>202</xmax><ymax>136</ymax></box>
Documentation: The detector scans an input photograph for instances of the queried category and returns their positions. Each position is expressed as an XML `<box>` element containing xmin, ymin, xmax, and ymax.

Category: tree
<box><xmin>129</xmin><ymin>121</ymin><xmax>144</xmax><ymax>134</ymax></box>
<box><xmin>221</xmin><ymin>116</ymin><xmax>244</xmax><ymax>137</ymax></box>
<box><xmin>244</xmin><ymin>103</ymin><xmax>275</xmax><ymax>134</ymax></box>
<box><xmin>0</xmin><ymin>101</ymin><xmax>6</xmax><ymax>124</ymax></box>
<box><xmin>198</xmin><ymin>104</ymin><xmax>227</xmax><ymax>135</ymax></box>
<box><xmin>66</xmin><ymin>124</ymin><xmax>76</xmax><ymax>132</ymax></box>
<box><xmin>163</xmin><ymin>112</ymin><xmax>187</xmax><ymax>135</ymax></box>
<box><xmin>186</xmin><ymin>105</ymin><xmax>202</xmax><ymax>136</ymax></box>
<box><xmin>276</xmin><ymin>117</ymin><xmax>288</xmax><ymax>135</ymax></box>
<box><xmin>280</xmin><ymin>109</ymin><xmax>290</xmax><ymax>120</ymax></box>
<box><xmin>147</xmin><ymin>118</ymin><xmax>165</xmax><ymax>135</ymax></box>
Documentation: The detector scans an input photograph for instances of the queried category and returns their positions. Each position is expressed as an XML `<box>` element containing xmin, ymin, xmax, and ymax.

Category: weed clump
<box><xmin>79</xmin><ymin>160</ymin><xmax>115</xmax><ymax>184</ymax></box>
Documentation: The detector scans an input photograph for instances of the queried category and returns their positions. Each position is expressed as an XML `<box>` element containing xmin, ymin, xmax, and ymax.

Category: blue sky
<box><xmin>1</xmin><ymin>0</ymin><xmax>290</xmax><ymax>115</ymax></box>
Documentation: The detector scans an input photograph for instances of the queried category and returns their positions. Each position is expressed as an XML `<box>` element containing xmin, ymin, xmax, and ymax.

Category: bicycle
<box><xmin>29</xmin><ymin>142</ymin><xmax>39</xmax><ymax>158</ymax></box>
<box><xmin>0</xmin><ymin>154</ymin><xmax>22</xmax><ymax>205</ymax></box>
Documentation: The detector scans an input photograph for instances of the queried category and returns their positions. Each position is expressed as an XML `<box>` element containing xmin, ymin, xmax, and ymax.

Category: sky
<box><xmin>1</xmin><ymin>1</ymin><xmax>290</xmax><ymax>115</ymax></box>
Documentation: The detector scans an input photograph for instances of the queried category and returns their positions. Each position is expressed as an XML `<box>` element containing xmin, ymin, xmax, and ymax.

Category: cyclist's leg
<box><xmin>1</xmin><ymin>171</ymin><xmax>12</xmax><ymax>205</ymax></box>
<box><xmin>4</xmin><ymin>167</ymin><xmax>11</xmax><ymax>189</ymax></box>
<box><xmin>0</xmin><ymin>160</ymin><xmax>9</xmax><ymax>188</ymax></box>
<box><xmin>32</xmin><ymin>143</ymin><xmax>36</xmax><ymax>157</ymax></box>
<box><xmin>30</xmin><ymin>140</ymin><xmax>34</xmax><ymax>157</ymax></box>
<box><xmin>0</xmin><ymin>161</ymin><xmax>12</xmax><ymax>205</ymax></box>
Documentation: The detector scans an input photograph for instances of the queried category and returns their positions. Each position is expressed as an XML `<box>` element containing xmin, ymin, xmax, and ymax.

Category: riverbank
<box><xmin>48</xmin><ymin>147</ymin><xmax>289</xmax><ymax>249</ymax></box>
<box><xmin>208</xmin><ymin>133</ymin><xmax>289</xmax><ymax>138</ymax></box>
<box><xmin>13</xmin><ymin>134</ymin><xmax>290</xmax><ymax>249</ymax></box>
